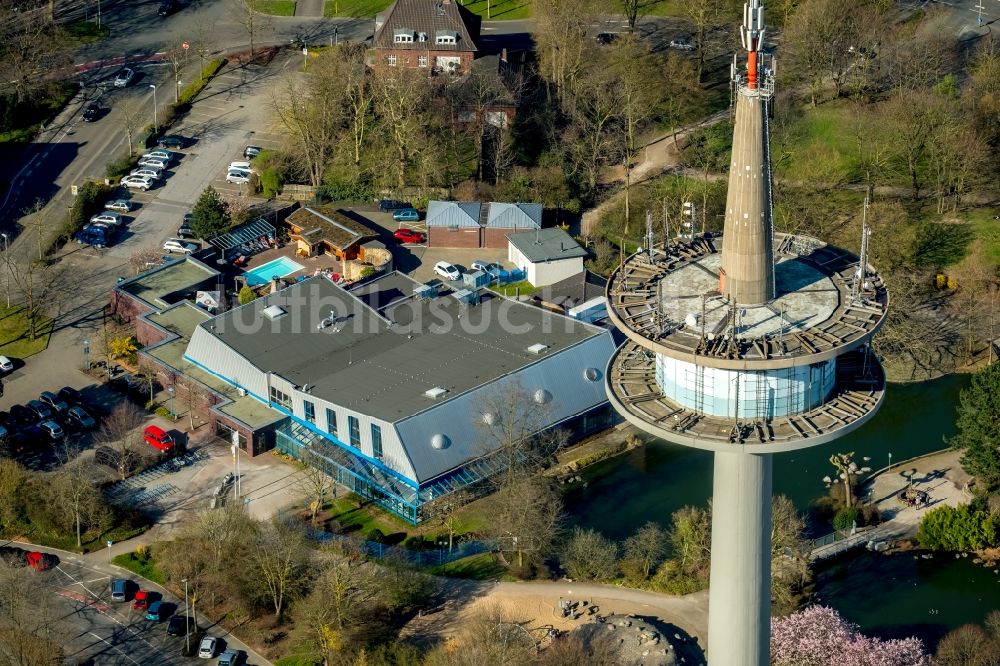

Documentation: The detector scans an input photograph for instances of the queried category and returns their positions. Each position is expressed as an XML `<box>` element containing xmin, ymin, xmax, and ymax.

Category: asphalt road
<box><xmin>9</xmin><ymin>545</ymin><xmax>268</xmax><ymax>665</ymax></box>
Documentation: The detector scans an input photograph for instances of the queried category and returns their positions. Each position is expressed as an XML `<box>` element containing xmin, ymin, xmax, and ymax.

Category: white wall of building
<box><xmin>508</xmin><ymin>244</ymin><xmax>584</xmax><ymax>287</ymax></box>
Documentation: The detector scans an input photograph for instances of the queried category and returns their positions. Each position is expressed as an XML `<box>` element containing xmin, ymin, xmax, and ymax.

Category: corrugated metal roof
<box><xmin>426</xmin><ymin>200</ymin><xmax>480</xmax><ymax>228</ymax></box>
<box><xmin>395</xmin><ymin>334</ymin><xmax>615</xmax><ymax>482</ymax></box>
<box><xmin>486</xmin><ymin>202</ymin><xmax>542</xmax><ymax>229</ymax></box>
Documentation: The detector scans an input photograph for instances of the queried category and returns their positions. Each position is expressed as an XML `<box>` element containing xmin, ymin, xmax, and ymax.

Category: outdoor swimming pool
<box><xmin>244</xmin><ymin>257</ymin><xmax>305</xmax><ymax>286</ymax></box>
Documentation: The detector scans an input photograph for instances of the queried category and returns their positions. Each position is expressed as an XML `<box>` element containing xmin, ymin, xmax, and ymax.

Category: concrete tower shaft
<box><xmin>719</xmin><ymin>92</ymin><xmax>775</xmax><ymax>306</ymax></box>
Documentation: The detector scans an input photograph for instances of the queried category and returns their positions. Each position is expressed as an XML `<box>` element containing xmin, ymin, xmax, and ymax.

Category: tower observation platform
<box><xmin>603</xmin><ymin>2</ymin><xmax>889</xmax><ymax>664</ymax></box>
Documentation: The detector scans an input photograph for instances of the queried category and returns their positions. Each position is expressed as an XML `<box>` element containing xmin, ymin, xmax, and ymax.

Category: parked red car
<box><xmin>393</xmin><ymin>228</ymin><xmax>426</xmax><ymax>244</ymax></box>
<box><xmin>26</xmin><ymin>551</ymin><xmax>53</xmax><ymax>571</ymax></box>
<box><xmin>143</xmin><ymin>425</ymin><xmax>174</xmax><ymax>451</ymax></box>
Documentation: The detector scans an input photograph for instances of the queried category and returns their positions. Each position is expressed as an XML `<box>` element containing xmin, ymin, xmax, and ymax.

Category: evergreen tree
<box><xmin>951</xmin><ymin>362</ymin><xmax>1000</xmax><ymax>491</ymax></box>
<box><xmin>237</xmin><ymin>285</ymin><xmax>256</xmax><ymax>305</ymax></box>
<box><xmin>190</xmin><ymin>186</ymin><xmax>229</xmax><ymax>240</ymax></box>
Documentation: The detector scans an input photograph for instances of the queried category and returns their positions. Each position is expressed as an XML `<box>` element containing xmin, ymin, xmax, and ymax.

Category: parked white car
<box><xmin>226</xmin><ymin>170</ymin><xmax>251</xmax><ymax>185</ymax></box>
<box><xmin>433</xmin><ymin>261</ymin><xmax>461</xmax><ymax>281</ymax></box>
<box><xmin>0</xmin><ymin>356</ymin><xmax>14</xmax><ymax>373</ymax></box>
<box><xmin>89</xmin><ymin>212</ymin><xmax>124</xmax><ymax>227</ymax></box>
<box><xmin>669</xmin><ymin>38</ymin><xmax>695</xmax><ymax>51</ymax></box>
<box><xmin>130</xmin><ymin>167</ymin><xmax>163</xmax><ymax>181</ymax></box>
<box><xmin>120</xmin><ymin>175</ymin><xmax>153</xmax><ymax>191</ymax></box>
<box><xmin>228</xmin><ymin>161</ymin><xmax>253</xmax><ymax>172</ymax></box>
<box><xmin>104</xmin><ymin>199</ymin><xmax>133</xmax><ymax>212</ymax></box>
<box><xmin>138</xmin><ymin>156</ymin><xmax>169</xmax><ymax>169</ymax></box>
<box><xmin>144</xmin><ymin>149</ymin><xmax>174</xmax><ymax>162</ymax></box>
<box><xmin>163</xmin><ymin>238</ymin><xmax>199</xmax><ymax>254</ymax></box>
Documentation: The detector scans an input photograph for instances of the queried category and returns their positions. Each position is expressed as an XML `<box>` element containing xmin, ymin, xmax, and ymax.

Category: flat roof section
<box><xmin>607</xmin><ymin>233</ymin><xmax>889</xmax><ymax>370</ymax></box>
<box><xmin>198</xmin><ymin>276</ymin><xmax>604</xmax><ymax>421</ymax></box>
<box><xmin>508</xmin><ymin>227</ymin><xmax>587</xmax><ymax>263</ymax></box>
<box><xmin>349</xmin><ymin>271</ymin><xmax>422</xmax><ymax>312</ymax></box>
<box><xmin>146</xmin><ymin>302</ymin><xmax>212</xmax><ymax>339</ymax></box>
<box><xmin>120</xmin><ymin>258</ymin><xmax>219</xmax><ymax>309</ymax></box>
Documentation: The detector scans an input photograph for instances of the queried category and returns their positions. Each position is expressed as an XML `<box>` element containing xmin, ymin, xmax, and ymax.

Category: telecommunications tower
<box><xmin>603</xmin><ymin>2</ymin><xmax>889</xmax><ymax>664</ymax></box>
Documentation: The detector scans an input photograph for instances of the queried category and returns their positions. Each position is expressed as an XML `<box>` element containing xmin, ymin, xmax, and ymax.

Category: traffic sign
<box><xmin>182</xmin><ymin>41</ymin><xmax>189</xmax><ymax>50</ymax></box>
<box><xmin>71</xmin><ymin>185</ymin><xmax>78</xmax><ymax>196</ymax></box>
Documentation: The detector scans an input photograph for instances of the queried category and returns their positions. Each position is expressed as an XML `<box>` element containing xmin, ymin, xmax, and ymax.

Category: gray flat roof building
<box><xmin>508</xmin><ymin>227</ymin><xmax>587</xmax><ymax>263</ymax></box>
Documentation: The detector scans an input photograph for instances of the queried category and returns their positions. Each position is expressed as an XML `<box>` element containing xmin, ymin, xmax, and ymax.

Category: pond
<box><xmin>571</xmin><ymin>374</ymin><xmax>971</xmax><ymax>540</ymax></box>
<box><xmin>813</xmin><ymin>551</ymin><xmax>1000</xmax><ymax>648</ymax></box>
<box><xmin>569</xmin><ymin>373</ymin><xmax>1000</xmax><ymax>644</ymax></box>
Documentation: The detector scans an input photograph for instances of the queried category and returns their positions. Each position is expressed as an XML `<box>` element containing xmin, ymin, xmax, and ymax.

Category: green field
<box><xmin>0</xmin><ymin>306</ymin><xmax>52</xmax><ymax>359</ymax></box>
<box><xmin>113</xmin><ymin>551</ymin><xmax>166</xmax><ymax>584</ymax></box>
<box><xmin>491</xmin><ymin>280</ymin><xmax>538</xmax><ymax>297</ymax></box>
<box><xmin>772</xmin><ymin>102</ymin><xmax>863</xmax><ymax>184</ymax></box>
<box><xmin>959</xmin><ymin>208</ymin><xmax>1000</xmax><ymax>265</ymax></box>
<box><xmin>429</xmin><ymin>552</ymin><xmax>511</xmax><ymax>580</ymax></box>
<box><xmin>63</xmin><ymin>20</ymin><xmax>111</xmax><ymax>44</ymax></box>
<box><xmin>324</xmin><ymin>0</ymin><xmax>530</xmax><ymax>18</ymax></box>
<box><xmin>256</xmin><ymin>0</ymin><xmax>297</xmax><ymax>15</ymax></box>
<box><xmin>324</xmin><ymin>0</ymin><xmax>390</xmax><ymax>17</ymax></box>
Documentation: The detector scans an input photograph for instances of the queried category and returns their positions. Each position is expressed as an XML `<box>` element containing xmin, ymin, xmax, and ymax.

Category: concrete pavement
<box><xmin>6</xmin><ymin>540</ymin><xmax>273</xmax><ymax>665</ymax></box>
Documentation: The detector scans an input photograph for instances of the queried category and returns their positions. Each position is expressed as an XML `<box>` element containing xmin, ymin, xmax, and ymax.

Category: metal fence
<box><xmin>278</xmin><ymin>510</ymin><xmax>493</xmax><ymax>567</ymax></box>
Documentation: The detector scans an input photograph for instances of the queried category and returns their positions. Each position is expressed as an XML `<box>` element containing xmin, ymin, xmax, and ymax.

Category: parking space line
<box><xmin>86</xmin><ymin>631</ymin><xmax>143</xmax><ymax>666</ymax></box>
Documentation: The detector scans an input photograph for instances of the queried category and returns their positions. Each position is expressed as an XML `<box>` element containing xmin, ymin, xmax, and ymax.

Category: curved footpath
<box><xmin>7</xmin><ymin>540</ymin><xmax>274</xmax><ymax>666</ymax></box>
<box><xmin>403</xmin><ymin>577</ymin><xmax>710</xmax><ymax>653</ymax></box>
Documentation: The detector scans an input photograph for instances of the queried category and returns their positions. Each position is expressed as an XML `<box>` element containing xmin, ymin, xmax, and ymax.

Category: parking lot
<box><xmin>17</xmin><ymin>550</ymin><xmax>263</xmax><ymax>665</ymax></box>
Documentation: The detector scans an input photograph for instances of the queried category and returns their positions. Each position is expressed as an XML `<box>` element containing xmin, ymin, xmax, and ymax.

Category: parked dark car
<box><xmin>178</xmin><ymin>213</ymin><xmax>195</xmax><ymax>239</ymax></box>
<box><xmin>166</xmin><ymin>615</ymin><xmax>189</xmax><ymax>636</ymax></box>
<box><xmin>158</xmin><ymin>0</ymin><xmax>177</xmax><ymax>16</ymax></box>
<box><xmin>157</xmin><ymin>135</ymin><xmax>186</xmax><ymax>149</ymax></box>
<box><xmin>25</xmin><ymin>400</ymin><xmax>52</xmax><ymax>421</ymax></box>
<box><xmin>58</xmin><ymin>386</ymin><xmax>82</xmax><ymax>405</ymax></box>
<box><xmin>82</xmin><ymin>104</ymin><xmax>102</xmax><ymax>122</ymax></box>
<box><xmin>243</xmin><ymin>145</ymin><xmax>262</xmax><ymax>159</ymax></box>
<box><xmin>378</xmin><ymin>199</ymin><xmax>411</xmax><ymax>211</ymax></box>
<box><xmin>39</xmin><ymin>391</ymin><xmax>69</xmax><ymax>414</ymax></box>
<box><xmin>9</xmin><ymin>404</ymin><xmax>34</xmax><ymax>426</ymax></box>
<box><xmin>66</xmin><ymin>406</ymin><xmax>97</xmax><ymax>430</ymax></box>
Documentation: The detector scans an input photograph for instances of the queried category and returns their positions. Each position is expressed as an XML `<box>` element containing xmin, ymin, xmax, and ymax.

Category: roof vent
<box><xmin>263</xmin><ymin>305</ymin><xmax>286</xmax><ymax>320</ymax></box>
<box><xmin>425</xmin><ymin>386</ymin><xmax>448</xmax><ymax>399</ymax></box>
<box><xmin>526</xmin><ymin>343</ymin><xmax>548</xmax><ymax>355</ymax></box>
<box><xmin>431</xmin><ymin>433</ymin><xmax>451</xmax><ymax>450</ymax></box>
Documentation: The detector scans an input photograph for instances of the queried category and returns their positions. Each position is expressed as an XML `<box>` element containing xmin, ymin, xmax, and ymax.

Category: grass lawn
<box><xmin>63</xmin><ymin>20</ymin><xmax>111</xmax><ymax>45</ymax></box>
<box><xmin>641</xmin><ymin>0</ymin><xmax>681</xmax><ymax>17</ymax></box>
<box><xmin>429</xmin><ymin>552</ymin><xmax>512</xmax><ymax>580</ymax></box>
<box><xmin>256</xmin><ymin>0</ymin><xmax>297</xmax><ymax>15</ymax></box>
<box><xmin>0</xmin><ymin>306</ymin><xmax>53</xmax><ymax>359</ymax></box>
<box><xmin>772</xmin><ymin>101</ymin><xmax>863</xmax><ymax>184</ymax></box>
<box><xmin>325</xmin><ymin>495</ymin><xmax>415</xmax><ymax>541</ymax></box>
<box><xmin>957</xmin><ymin>208</ymin><xmax>1000</xmax><ymax>265</ymax></box>
<box><xmin>491</xmin><ymin>280</ymin><xmax>538</xmax><ymax>297</ymax></box>
<box><xmin>324</xmin><ymin>0</ymin><xmax>390</xmax><ymax>17</ymax></box>
<box><xmin>323</xmin><ymin>0</ymin><xmax>530</xmax><ymax>18</ymax></box>
<box><xmin>463</xmin><ymin>0</ymin><xmax>532</xmax><ymax>20</ymax></box>
<box><xmin>113</xmin><ymin>551</ymin><xmax>166</xmax><ymax>585</ymax></box>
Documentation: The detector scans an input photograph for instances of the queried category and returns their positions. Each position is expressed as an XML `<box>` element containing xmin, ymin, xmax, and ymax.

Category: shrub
<box><xmin>238</xmin><ymin>285</ymin><xmax>257</xmax><ymax>305</ymax></box>
<box><xmin>560</xmin><ymin>527</ymin><xmax>619</xmax><ymax>581</ymax></box>
<box><xmin>176</xmin><ymin>58</ymin><xmax>226</xmax><ymax>108</ymax></box>
<box><xmin>359</xmin><ymin>266</ymin><xmax>376</xmax><ymax>279</ymax></box>
<box><xmin>259</xmin><ymin>167</ymin><xmax>283</xmax><ymax>199</ymax></box>
<box><xmin>365</xmin><ymin>528</ymin><xmax>385</xmax><ymax>544</ymax></box>
<box><xmin>916</xmin><ymin>504</ymin><xmax>999</xmax><ymax>551</ymax></box>
<box><xmin>155</xmin><ymin>407</ymin><xmax>172</xmax><ymax>419</ymax></box>
<box><xmin>403</xmin><ymin>535</ymin><xmax>427</xmax><ymax>551</ymax></box>
<box><xmin>106</xmin><ymin>153</ymin><xmax>139</xmax><ymax>180</ymax></box>
<box><xmin>833</xmin><ymin>506</ymin><xmax>861</xmax><ymax>532</ymax></box>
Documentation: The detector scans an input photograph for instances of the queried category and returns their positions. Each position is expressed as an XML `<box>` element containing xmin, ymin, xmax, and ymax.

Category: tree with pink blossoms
<box><xmin>771</xmin><ymin>605</ymin><xmax>930</xmax><ymax>666</ymax></box>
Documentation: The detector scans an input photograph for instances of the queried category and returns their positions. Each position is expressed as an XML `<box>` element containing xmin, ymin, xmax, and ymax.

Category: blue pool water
<box><xmin>244</xmin><ymin>257</ymin><xmax>305</xmax><ymax>286</ymax></box>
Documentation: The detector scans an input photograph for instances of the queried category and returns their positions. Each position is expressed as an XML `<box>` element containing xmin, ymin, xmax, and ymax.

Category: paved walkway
<box><xmin>294</xmin><ymin>0</ymin><xmax>325</xmax><ymax>17</ymax></box>
<box><xmin>811</xmin><ymin>449</ymin><xmax>971</xmax><ymax>560</ymax></box>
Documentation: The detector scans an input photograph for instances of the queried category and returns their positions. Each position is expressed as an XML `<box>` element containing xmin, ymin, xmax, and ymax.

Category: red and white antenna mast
<box><xmin>741</xmin><ymin>0</ymin><xmax>766</xmax><ymax>90</ymax></box>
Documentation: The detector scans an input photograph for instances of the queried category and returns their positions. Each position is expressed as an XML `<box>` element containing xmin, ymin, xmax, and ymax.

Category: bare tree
<box><xmin>488</xmin><ymin>475</ymin><xmax>563</xmax><ymax>569</ymax></box>
<box><xmin>532</xmin><ymin>0</ymin><xmax>600</xmax><ymax>109</ymax></box>
<box><xmin>676</xmin><ymin>0</ymin><xmax>735</xmax><ymax>84</ymax></box>
<box><xmin>623</xmin><ymin>521</ymin><xmax>669</xmax><ymax>579</ymax></box>
<box><xmin>128</xmin><ymin>246</ymin><xmax>162</xmax><ymax>275</ymax></box>
<box><xmin>370</xmin><ymin>67</ymin><xmax>436</xmax><ymax>188</ymax></box>
<box><xmin>273</xmin><ymin>64</ymin><xmax>346</xmax><ymax>187</ymax></box>
<box><xmin>119</xmin><ymin>98</ymin><xmax>142</xmax><ymax>156</ymax></box>
<box><xmin>620</xmin><ymin>0</ymin><xmax>644</xmax><ymax>31</ymax></box>
<box><xmin>0</xmin><ymin>8</ymin><xmax>71</xmax><ymax>107</ymax></box>
<box><xmin>297</xmin><ymin>449</ymin><xmax>336</xmax><ymax>526</ymax></box>
<box><xmin>424</xmin><ymin>602</ymin><xmax>537</xmax><ymax>666</ymax></box>
<box><xmin>50</xmin><ymin>459</ymin><xmax>110</xmax><ymax>548</ymax></box>
<box><xmin>0</xmin><ymin>562</ymin><xmax>65</xmax><ymax>665</ymax></box>
<box><xmin>246</xmin><ymin>519</ymin><xmax>311</xmax><ymax>621</ymax></box>
<box><xmin>97</xmin><ymin>402</ymin><xmax>145</xmax><ymax>480</ymax></box>
<box><xmin>7</xmin><ymin>257</ymin><xmax>64</xmax><ymax>342</ymax></box>
<box><xmin>236</xmin><ymin>0</ymin><xmax>272</xmax><ymax>58</ymax></box>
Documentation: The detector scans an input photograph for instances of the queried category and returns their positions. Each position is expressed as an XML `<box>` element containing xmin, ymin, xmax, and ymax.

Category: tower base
<box><xmin>707</xmin><ymin>451</ymin><xmax>773</xmax><ymax>665</ymax></box>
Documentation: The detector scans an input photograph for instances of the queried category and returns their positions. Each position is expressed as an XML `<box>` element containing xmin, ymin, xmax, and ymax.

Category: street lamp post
<box><xmin>106</xmin><ymin>540</ymin><xmax>113</xmax><ymax>563</ymax></box>
<box><xmin>149</xmin><ymin>84</ymin><xmax>158</xmax><ymax>134</ymax></box>
<box><xmin>231</xmin><ymin>437</ymin><xmax>242</xmax><ymax>500</ymax></box>
<box><xmin>167</xmin><ymin>386</ymin><xmax>175</xmax><ymax>419</ymax></box>
<box><xmin>888</xmin><ymin>452</ymin><xmax>892</xmax><ymax>478</ymax></box>
<box><xmin>0</xmin><ymin>232</ymin><xmax>9</xmax><ymax>309</ymax></box>
<box><xmin>174</xmin><ymin>78</ymin><xmax>180</xmax><ymax>105</ymax></box>
<box><xmin>182</xmin><ymin>577</ymin><xmax>190</xmax><ymax>654</ymax></box>
<box><xmin>83</xmin><ymin>338</ymin><xmax>90</xmax><ymax>370</ymax></box>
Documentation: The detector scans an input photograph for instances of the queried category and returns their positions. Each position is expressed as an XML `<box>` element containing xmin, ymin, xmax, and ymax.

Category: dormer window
<box><xmin>393</xmin><ymin>28</ymin><xmax>414</xmax><ymax>43</ymax></box>
<box><xmin>435</xmin><ymin>30</ymin><xmax>457</xmax><ymax>45</ymax></box>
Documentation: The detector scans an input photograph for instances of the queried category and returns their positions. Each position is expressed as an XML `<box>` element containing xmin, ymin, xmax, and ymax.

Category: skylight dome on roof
<box><xmin>263</xmin><ymin>305</ymin><xmax>286</xmax><ymax>320</ymax></box>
